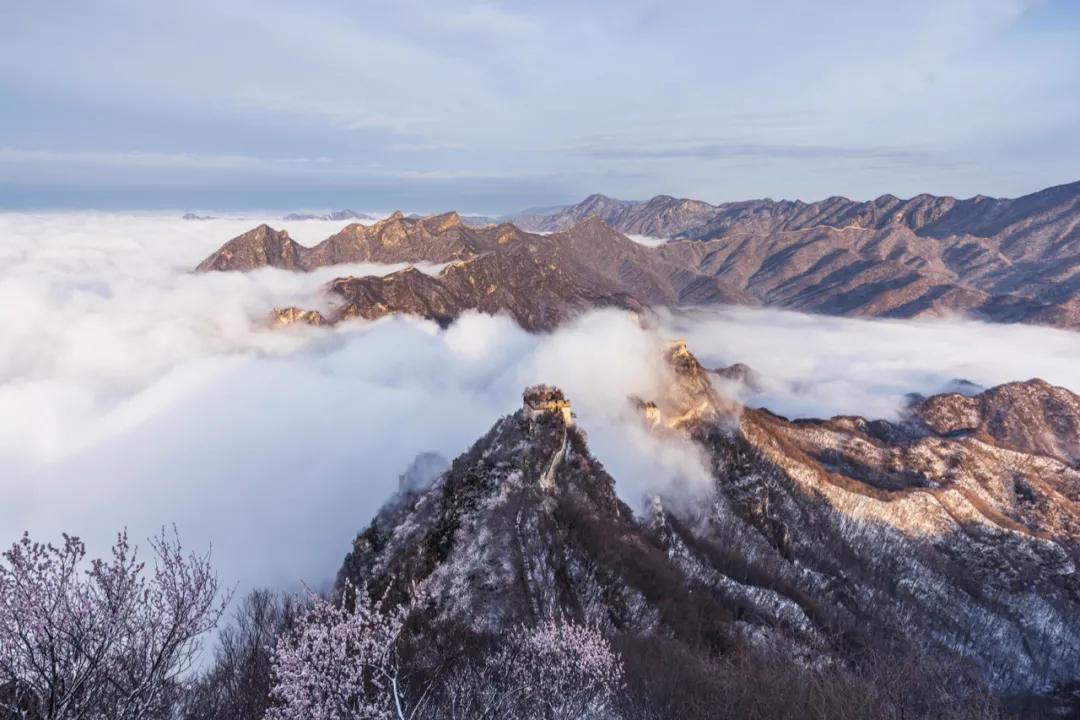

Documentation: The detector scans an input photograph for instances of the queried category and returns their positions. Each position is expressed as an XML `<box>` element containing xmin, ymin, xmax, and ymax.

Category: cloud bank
<box><xmin>658</xmin><ymin>306</ymin><xmax>1080</xmax><ymax>420</ymax></box>
<box><xmin>3</xmin><ymin>213</ymin><xmax>1080</xmax><ymax>597</ymax></box>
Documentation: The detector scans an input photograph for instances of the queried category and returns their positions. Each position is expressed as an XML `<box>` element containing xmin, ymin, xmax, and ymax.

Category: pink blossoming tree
<box><xmin>435</xmin><ymin>620</ymin><xmax>625</xmax><ymax>720</ymax></box>
<box><xmin>264</xmin><ymin>585</ymin><xmax>413</xmax><ymax>720</ymax></box>
<box><xmin>266</xmin><ymin>584</ymin><xmax>624</xmax><ymax>720</ymax></box>
<box><xmin>507</xmin><ymin>621</ymin><xmax>625</xmax><ymax>719</ymax></box>
<box><xmin>0</xmin><ymin>528</ymin><xmax>228</xmax><ymax>720</ymax></box>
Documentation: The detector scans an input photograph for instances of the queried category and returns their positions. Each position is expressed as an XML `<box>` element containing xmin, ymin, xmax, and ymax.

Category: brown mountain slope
<box><xmin>323</xmin><ymin>218</ymin><xmax>753</xmax><ymax>331</ymax></box>
<box><xmin>649</xmin><ymin>344</ymin><xmax>1080</xmax><ymax>699</ymax></box>
<box><xmin>315</xmin><ymin>214</ymin><xmax>1079</xmax><ymax>330</ymax></box>
<box><xmin>512</xmin><ymin>180</ymin><xmax>1080</xmax><ymax>248</ymax></box>
<box><xmin>195</xmin><ymin>224</ymin><xmax>309</xmax><ymax>272</ymax></box>
<box><xmin>506</xmin><ymin>181</ymin><xmax>1080</xmax><ymax>328</ymax></box>
<box><xmin>911</xmin><ymin>379</ymin><xmax>1080</xmax><ymax>466</ymax></box>
<box><xmin>656</xmin><ymin>223</ymin><xmax>1080</xmax><ymax>325</ymax></box>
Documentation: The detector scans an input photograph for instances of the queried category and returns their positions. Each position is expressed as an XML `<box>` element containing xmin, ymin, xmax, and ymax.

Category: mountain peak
<box><xmin>337</xmin><ymin>381</ymin><xmax>634</xmax><ymax>631</ymax></box>
<box><xmin>639</xmin><ymin>339</ymin><xmax>741</xmax><ymax>428</ymax></box>
<box><xmin>911</xmin><ymin>376</ymin><xmax>1080</xmax><ymax>465</ymax></box>
<box><xmin>523</xmin><ymin>385</ymin><xmax>573</xmax><ymax>425</ymax></box>
<box><xmin>195</xmin><ymin>223</ymin><xmax>304</xmax><ymax>272</ymax></box>
<box><xmin>269</xmin><ymin>306</ymin><xmax>326</xmax><ymax>328</ymax></box>
<box><xmin>424</xmin><ymin>210</ymin><xmax>463</xmax><ymax>231</ymax></box>
<box><xmin>567</xmin><ymin>214</ymin><xmax>612</xmax><ymax>232</ymax></box>
<box><xmin>581</xmin><ymin>192</ymin><xmax>617</xmax><ymax>203</ymax></box>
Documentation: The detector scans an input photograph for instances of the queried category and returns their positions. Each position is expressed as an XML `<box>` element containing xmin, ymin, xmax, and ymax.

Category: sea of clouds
<box><xmin>3</xmin><ymin>212</ymin><xmax>1080</xmax><ymax>595</ymax></box>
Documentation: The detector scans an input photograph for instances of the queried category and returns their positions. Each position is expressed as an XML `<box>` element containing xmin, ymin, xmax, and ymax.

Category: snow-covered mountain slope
<box><xmin>337</xmin><ymin>343</ymin><xmax>1080</xmax><ymax>709</ymax></box>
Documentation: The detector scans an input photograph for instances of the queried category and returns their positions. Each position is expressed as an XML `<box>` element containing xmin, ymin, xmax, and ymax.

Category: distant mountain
<box><xmin>195</xmin><ymin>180</ymin><xmax>1080</xmax><ymax>331</ymax></box>
<box><xmin>181</xmin><ymin>212</ymin><xmax>214</xmax><ymax>221</ymax></box>
<box><xmin>505</xmin><ymin>193</ymin><xmax>716</xmax><ymax>237</ymax></box>
<box><xmin>506</xmin><ymin>180</ymin><xmax>1080</xmax><ymax>244</ymax></box>
<box><xmin>324</xmin><ymin>217</ymin><xmax>749</xmax><ymax>331</ymax></box>
<box><xmin>282</xmin><ymin>209</ymin><xmax>375</xmax><ymax>222</ymax></box>
<box><xmin>459</xmin><ymin>214</ymin><xmax>498</xmax><ymax>227</ymax></box>
<box><xmin>337</xmin><ymin>340</ymin><xmax>1080</xmax><ymax>710</ymax></box>
<box><xmin>506</xmin><ymin>181</ymin><xmax>1080</xmax><ymax>329</ymax></box>
<box><xmin>402</xmin><ymin>213</ymin><xmax>495</xmax><ymax>225</ymax></box>
<box><xmin>196</xmin><ymin>211</ymin><xmax>535</xmax><ymax>272</ymax></box>
<box><xmin>196</xmin><ymin>224</ymin><xmax>309</xmax><ymax>272</ymax></box>
<box><xmin>651</xmin><ymin>184</ymin><xmax>1080</xmax><ymax>329</ymax></box>
<box><xmin>268</xmin><ymin>306</ymin><xmax>326</xmax><ymax>328</ymax></box>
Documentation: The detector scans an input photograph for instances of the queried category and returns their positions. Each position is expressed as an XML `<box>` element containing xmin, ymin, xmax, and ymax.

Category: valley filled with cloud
<box><xmin>5</xmin><ymin>212</ymin><xmax>1080</xmax><ymax>596</ymax></box>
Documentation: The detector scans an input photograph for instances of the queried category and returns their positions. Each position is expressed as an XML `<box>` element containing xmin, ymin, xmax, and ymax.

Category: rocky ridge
<box><xmin>337</xmin><ymin>341</ymin><xmax>1080</xmax><ymax>710</ymax></box>
<box><xmin>510</xmin><ymin>181</ymin><xmax>1080</xmax><ymax>328</ymax></box>
<box><xmin>196</xmin><ymin>211</ymin><xmax>536</xmax><ymax>272</ymax></box>
<box><xmin>508</xmin><ymin>181</ymin><xmax>1080</xmax><ymax>246</ymax></box>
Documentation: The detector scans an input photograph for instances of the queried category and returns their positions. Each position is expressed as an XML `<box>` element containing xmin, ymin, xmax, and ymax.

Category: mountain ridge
<box><xmin>319</xmin><ymin>217</ymin><xmax>754</xmax><ymax>331</ymax></box>
<box><xmin>282</xmin><ymin>209</ymin><xmax>376</xmax><ymax>222</ymax></box>
<box><xmin>194</xmin><ymin>179</ymin><xmax>1080</xmax><ymax>331</ymax></box>
<box><xmin>507</xmin><ymin>180</ymin><xmax>1080</xmax><ymax>240</ymax></box>
<box><xmin>336</xmin><ymin>340</ymin><xmax>1080</xmax><ymax>712</ymax></box>
<box><xmin>195</xmin><ymin>211</ymin><xmax>537</xmax><ymax>272</ymax></box>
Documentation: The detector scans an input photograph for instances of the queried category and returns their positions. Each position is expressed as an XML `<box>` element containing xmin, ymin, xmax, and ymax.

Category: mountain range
<box><xmin>196</xmin><ymin>180</ymin><xmax>1080</xmax><ymax>331</ymax></box>
<box><xmin>336</xmin><ymin>338</ymin><xmax>1080</xmax><ymax>713</ymax></box>
<box><xmin>281</xmin><ymin>209</ymin><xmax>375</xmax><ymax>222</ymax></box>
<box><xmin>189</xmin><ymin>183</ymin><xmax>1080</xmax><ymax>712</ymax></box>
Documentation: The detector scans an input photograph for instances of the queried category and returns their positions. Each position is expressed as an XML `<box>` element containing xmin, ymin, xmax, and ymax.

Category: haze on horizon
<box><xmin>2</xmin><ymin>0</ymin><xmax>1079</xmax><ymax>213</ymax></box>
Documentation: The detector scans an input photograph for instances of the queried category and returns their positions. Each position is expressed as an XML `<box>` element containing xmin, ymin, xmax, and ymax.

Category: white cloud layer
<box><xmin>658</xmin><ymin>307</ymin><xmax>1080</xmax><ymax>420</ymax></box>
<box><xmin>3</xmin><ymin>213</ymin><xmax>1080</xmax><ymax>597</ymax></box>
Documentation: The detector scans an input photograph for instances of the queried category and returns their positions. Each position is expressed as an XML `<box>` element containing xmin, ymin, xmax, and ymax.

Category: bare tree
<box><xmin>181</xmin><ymin>590</ymin><xmax>301</xmax><ymax>720</ymax></box>
<box><xmin>0</xmin><ymin>528</ymin><xmax>227</xmax><ymax>720</ymax></box>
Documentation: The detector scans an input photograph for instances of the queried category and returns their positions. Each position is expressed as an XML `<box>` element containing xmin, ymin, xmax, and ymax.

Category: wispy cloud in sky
<box><xmin>1</xmin><ymin>0</ymin><xmax>1078</xmax><ymax>210</ymax></box>
<box><xmin>566</xmin><ymin>141</ymin><xmax>928</xmax><ymax>163</ymax></box>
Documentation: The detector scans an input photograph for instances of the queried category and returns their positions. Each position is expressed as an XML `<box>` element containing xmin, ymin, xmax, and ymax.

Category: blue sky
<box><xmin>1</xmin><ymin>0</ymin><xmax>1078</xmax><ymax>212</ymax></box>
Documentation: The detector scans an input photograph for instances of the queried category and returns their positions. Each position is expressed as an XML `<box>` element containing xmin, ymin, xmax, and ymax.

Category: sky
<box><xmin>2</xmin><ymin>0</ymin><xmax>1079</xmax><ymax>213</ymax></box>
